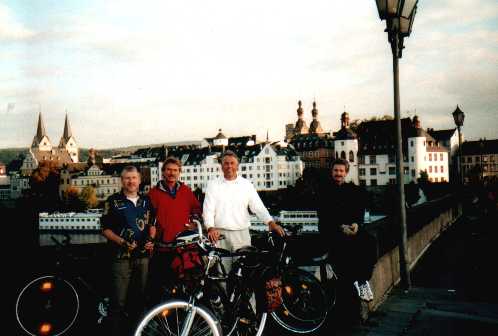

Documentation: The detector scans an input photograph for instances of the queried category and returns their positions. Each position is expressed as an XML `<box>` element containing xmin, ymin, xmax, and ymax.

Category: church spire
<box><xmin>62</xmin><ymin>112</ymin><xmax>73</xmax><ymax>140</ymax></box>
<box><xmin>32</xmin><ymin>111</ymin><xmax>52</xmax><ymax>149</ymax></box>
<box><xmin>36</xmin><ymin>112</ymin><xmax>47</xmax><ymax>141</ymax></box>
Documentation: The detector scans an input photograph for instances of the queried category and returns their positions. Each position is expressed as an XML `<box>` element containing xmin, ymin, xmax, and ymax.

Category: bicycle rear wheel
<box><xmin>16</xmin><ymin>275</ymin><xmax>79</xmax><ymax>336</ymax></box>
<box><xmin>135</xmin><ymin>300</ymin><xmax>222</xmax><ymax>336</ymax></box>
<box><xmin>270</xmin><ymin>268</ymin><xmax>327</xmax><ymax>333</ymax></box>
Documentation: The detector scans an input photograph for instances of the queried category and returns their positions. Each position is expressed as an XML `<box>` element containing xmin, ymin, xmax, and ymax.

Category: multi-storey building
<box><xmin>59</xmin><ymin>164</ymin><xmax>122</xmax><ymax>201</ymax></box>
<box><xmin>461</xmin><ymin>139</ymin><xmax>498</xmax><ymax>180</ymax></box>
<box><xmin>150</xmin><ymin>142</ymin><xmax>303</xmax><ymax>192</ymax></box>
<box><xmin>356</xmin><ymin>116</ymin><xmax>449</xmax><ymax>186</ymax></box>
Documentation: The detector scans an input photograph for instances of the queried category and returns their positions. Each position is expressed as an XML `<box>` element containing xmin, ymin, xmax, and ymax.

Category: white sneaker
<box><xmin>354</xmin><ymin>281</ymin><xmax>373</xmax><ymax>302</ymax></box>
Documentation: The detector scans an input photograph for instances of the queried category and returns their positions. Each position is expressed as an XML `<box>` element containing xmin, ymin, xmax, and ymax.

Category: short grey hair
<box><xmin>121</xmin><ymin>165</ymin><xmax>141</xmax><ymax>177</ymax></box>
<box><xmin>221</xmin><ymin>150</ymin><xmax>239</xmax><ymax>163</ymax></box>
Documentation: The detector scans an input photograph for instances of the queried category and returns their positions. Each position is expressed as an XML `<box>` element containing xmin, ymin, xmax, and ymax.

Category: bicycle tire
<box><xmin>270</xmin><ymin>268</ymin><xmax>328</xmax><ymax>334</ymax></box>
<box><xmin>134</xmin><ymin>300</ymin><xmax>222</xmax><ymax>336</ymax></box>
<box><xmin>16</xmin><ymin>275</ymin><xmax>80</xmax><ymax>336</ymax></box>
<box><xmin>224</xmin><ymin>301</ymin><xmax>267</xmax><ymax>336</ymax></box>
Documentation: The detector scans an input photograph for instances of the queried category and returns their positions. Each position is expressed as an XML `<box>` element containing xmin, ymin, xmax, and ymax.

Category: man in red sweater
<box><xmin>147</xmin><ymin>156</ymin><xmax>202</xmax><ymax>303</ymax></box>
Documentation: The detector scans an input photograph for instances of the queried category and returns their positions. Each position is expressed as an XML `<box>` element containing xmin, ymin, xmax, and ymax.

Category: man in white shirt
<box><xmin>203</xmin><ymin>150</ymin><xmax>285</xmax><ymax>255</ymax></box>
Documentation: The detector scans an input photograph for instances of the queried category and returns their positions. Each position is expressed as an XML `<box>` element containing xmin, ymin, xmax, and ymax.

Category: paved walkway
<box><xmin>335</xmin><ymin>211</ymin><xmax>498</xmax><ymax>335</ymax></box>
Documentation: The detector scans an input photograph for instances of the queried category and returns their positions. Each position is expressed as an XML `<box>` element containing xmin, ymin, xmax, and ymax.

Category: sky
<box><xmin>1</xmin><ymin>0</ymin><xmax>497</xmax><ymax>149</ymax></box>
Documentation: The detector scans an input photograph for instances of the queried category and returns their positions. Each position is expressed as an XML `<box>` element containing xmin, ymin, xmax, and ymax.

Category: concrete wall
<box><xmin>367</xmin><ymin>199</ymin><xmax>462</xmax><ymax>311</ymax></box>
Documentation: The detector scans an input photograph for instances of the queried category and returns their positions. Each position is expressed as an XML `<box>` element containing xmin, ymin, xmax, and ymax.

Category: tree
<box><xmin>29</xmin><ymin>160</ymin><xmax>61</xmax><ymax>211</ymax></box>
<box><xmin>63</xmin><ymin>186</ymin><xmax>85</xmax><ymax>211</ymax></box>
<box><xmin>418</xmin><ymin>170</ymin><xmax>429</xmax><ymax>184</ymax></box>
<box><xmin>349</xmin><ymin>115</ymin><xmax>393</xmax><ymax>133</ymax></box>
<box><xmin>79</xmin><ymin>186</ymin><xmax>98</xmax><ymax>209</ymax></box>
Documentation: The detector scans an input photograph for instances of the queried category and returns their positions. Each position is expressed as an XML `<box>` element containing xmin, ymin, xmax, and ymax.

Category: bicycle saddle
<box><xmin>234</xmin><ymin>246</ymin><xmax>262</xmax><ymax>268</ymax></box>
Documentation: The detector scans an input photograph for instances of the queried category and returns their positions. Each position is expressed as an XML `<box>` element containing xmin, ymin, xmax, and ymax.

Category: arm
<box><xmin>248</xmin><ymin>185</ymin><xmax>285</xmax><ymax>236</ymax></box>
<box><xmin>202</xmin><ymin>182</ymin><xmax>216</xmax><ymax>230</ymax></box>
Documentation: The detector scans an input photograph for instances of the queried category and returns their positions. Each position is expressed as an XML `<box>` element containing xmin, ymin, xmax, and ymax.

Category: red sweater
<box><xmin>148</xmin><ymin>183</ymin><xmax>202</xmax><ymax>243</ymax></box>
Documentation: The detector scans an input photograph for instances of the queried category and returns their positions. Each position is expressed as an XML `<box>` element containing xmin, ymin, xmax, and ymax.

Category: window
<box><xmin>370</xmin><ymin>179</ymin><xmax>377</xmax><ymax>186</ymax></box>
<box><xmin>358</xmin><ymin>155</ymin><xmax>365</xmax><ymax>164</ymax></box>
<box><xmin>341</xmin><ymin>151</ymin><xmax>346</xmax><ymax>160</ymax></box>
<box><xmin>370</xmin><ymin>155</ymin><xmax>376</xmax><ymax>164</ymax></box>
<box><xmin>389</xmin><ymin>167</ymin><xmax>395</xmax><ymax>175</ymax></box>
<box><xmin>441</xmin><ymin>166</ymin><xmax>444</xmax><ymax>173</ymax></box>
<box><xmin>411</xmin><ymin>169</ymin><xmax>415</xmax><ymax>177</ymax></box>
<box><xmin>389</xmin><ymin>178</ymin><xmax>396</xmax><ymax>184</ymax></box>
<box><xmin>349</xmin><ymin>151</ymin><xmax>354</xmax><ymax>162</ymax></box>
<box><xmin>359</xmin><ymin>168</ymin><xmax>366</xmax><ymax>176</ymax></box>
<box><xmin>370</xmin><ymin>168</ymin><xmax>377</xmax><ymax>175</ymax></box>
<box><xmin>429</xmin><ymin>153</ymin><xmax>432</xmax><ymax>161</ymax></box>
<box><xmin>359</xmin><ymin>179</ymin><xmax>366</xmax><ymax>186</ymax></box>
<box><xmin>242</xmin><ymin>166</ymin><xmax>246</xmax><ymax>171</ymax></box>
<box><xmin>411</xmin><ymin>156</ymin><xmax>414</xmax><ymax>162</ymax></box>
<box><xmin>404</xmin><ymin>167</ymin><xmax>409</xmax><ymax>175</ymax></box>
<box><xmin>440</xmin><ymin>153</ymin><xmax>443</xmax><ymax>161</ymax></box>
<box><xmin>410</xmin><ymin>140</ymin><xmax>414</xmax><ymax>147</ymax></box>
<box><xmin>429</xmin><ymin>166</ymin><xmax>432</xmax><ymax>173</ymax></box>
<box><xmin>475</xmin><ymin>156</ymin><xmax>480</xmax><ymax>162</ymax></box>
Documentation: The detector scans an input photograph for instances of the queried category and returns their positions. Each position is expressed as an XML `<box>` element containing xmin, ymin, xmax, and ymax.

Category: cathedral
<box><xmin>21</xmin><ymin>113</ymin><xmax>79</xmax><ymax>175</ymax></box>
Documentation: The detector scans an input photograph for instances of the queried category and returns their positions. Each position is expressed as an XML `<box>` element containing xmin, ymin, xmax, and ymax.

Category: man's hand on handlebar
<box><xmin>207</xmin><ymin>227</ymin><xmax>221</xmax><ymax>243</ymax></box>
<box><xmin>269</xmin><ymin>221</ymin><xmax>286</xmax><ymax>237</ymax></box>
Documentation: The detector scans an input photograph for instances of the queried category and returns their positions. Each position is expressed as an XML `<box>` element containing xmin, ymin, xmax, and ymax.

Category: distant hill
<box><xmin>0</xmin><ymin>148</ymin><xmax>28</xmax><ymax>165</ymax></box>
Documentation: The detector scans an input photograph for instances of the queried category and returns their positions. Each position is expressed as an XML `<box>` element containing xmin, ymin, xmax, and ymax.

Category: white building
<box><xmin>356</xmin><ymin>116</ymin><xmax>450</xmax><ymax>186</ymax></box>
<box><xmin>157</xmin><ymin>142</ymin><xmax>303</xmax><ymax>192</ymax></box>
<box><xmin>59</xmin><ymin>164</ymin><xmax>121</xmax><ymax>201</ymax></box>
<box><xmin>9</xmin><ymin>173</ymin><xmax>30</xmax><ymax>199</ymax></box>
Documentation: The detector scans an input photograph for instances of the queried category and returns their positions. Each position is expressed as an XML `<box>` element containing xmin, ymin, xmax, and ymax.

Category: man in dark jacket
<box><xmin>317</xmin><ymin>158</ymin><xmax>376</xmax><ymax>302</ymax></box>
<box><xmin>102</xmin><ymin>165</ymin><xmax>156</xmax><ymax>335</ymax></box>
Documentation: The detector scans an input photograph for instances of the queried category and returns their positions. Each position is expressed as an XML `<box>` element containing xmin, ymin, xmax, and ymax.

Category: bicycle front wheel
<box><xmin>270</xmin><ymin>268</ymin><xmax>327</xmax><ymax>334</ymax></box>
<box><xmin>16</xmin><ymin>275</ymin><xmax>79</xmax><ymax>336</ymax></box>
<box><xmin>135</xmin><ymin>300</ymin><xmax>222</xmax><ymax>336</ymax></box>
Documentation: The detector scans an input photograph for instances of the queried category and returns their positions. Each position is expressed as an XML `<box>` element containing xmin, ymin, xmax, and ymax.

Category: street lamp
<box><xmin>452</xmin><ymin>105</ymin><xmax>465</xmax><ymax>185</ymax></box>
<box><xmin>479</xmin><ymin>139</ymin><xmax>485</xmax><ymax>181</ymax></box>
<box><xmin>375</xmin><ymin>0</ymin><xmax>418</xmax><ymax>290</ymax></box>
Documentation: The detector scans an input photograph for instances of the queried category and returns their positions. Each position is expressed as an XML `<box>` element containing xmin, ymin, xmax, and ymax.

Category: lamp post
<box><xmin>479</xmin><ymin>139</ymin><xmax>485</xmax><ymax>181</ymax></box>
<box><xmin>375</xmin><ymin>0</ymin><xmax>418</xmax><ymax>290</ymax></box>
<box><xmin>452</xmin><ymin>105</ymin><xmax>465</xmax><ymax>185</ymax></box>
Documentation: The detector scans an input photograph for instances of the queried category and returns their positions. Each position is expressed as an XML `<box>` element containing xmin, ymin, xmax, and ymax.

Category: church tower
<box><xmin>294</xmin><ymin>100</ymin><xmax>309</xmax><ymax>135</ymax></box>
<box><xmin>309</xmin><ymin>101</ymin><xmax>324</xmax><ymax>134</ymax></box>
<box><xmin>58</xmin><ymin>113</ymin><xmax>79</xmax><ymax>162</ymax></box>
<box><xmin>31</xmin><ymin>112</ymin><xmax>52</xmax><ymax>151</ymax></box>
<box><xmin>333</xmin><ymin>110</ymin><xmax>358</xmax><ymax>184</ymax></box>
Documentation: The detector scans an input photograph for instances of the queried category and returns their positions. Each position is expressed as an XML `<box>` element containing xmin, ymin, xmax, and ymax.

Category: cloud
<box><xmin>0</xmin><ymin>4</ymin><xmax>35</xmax><ymax>41</ymax></box>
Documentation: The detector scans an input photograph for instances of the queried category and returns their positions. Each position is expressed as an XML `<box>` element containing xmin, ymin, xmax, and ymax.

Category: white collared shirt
<box><xmin>203</xmin><ymin>175</ymin><xmax>273</xmax><ymax>230</ymax></box>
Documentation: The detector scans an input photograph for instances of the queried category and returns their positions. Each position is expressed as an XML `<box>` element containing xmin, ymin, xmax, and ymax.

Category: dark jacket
<box><xmin>316</xmin><ymin>180</ymin><xmax>366</xmax><ymax>239</ymax></box>
<box><xmin>101</xmin><ymin>191</ymin><xmax>155</xmax><ymax>257</ymax></box>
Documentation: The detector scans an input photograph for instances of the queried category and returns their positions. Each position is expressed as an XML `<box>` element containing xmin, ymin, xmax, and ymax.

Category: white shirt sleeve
<box><xmin>248</xmin><ymin>182</ymin><xmax>273</xmax><ymax>224</ymax></box>
<box><xmin>203</xmin><ymin>181</ymin><xmax>216</xmax><ymax>229</ymax></box>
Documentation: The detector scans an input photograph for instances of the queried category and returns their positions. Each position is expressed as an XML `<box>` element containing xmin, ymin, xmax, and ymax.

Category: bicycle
<box><xmin>261</xmin><ymin>225</ymin><xmax>338</xmax><ymax>334</ymax></box>
<box><xmin>15</xmin><ymin>234</ymin><xmax>110</xmax><ymax>336</ymax></box>
<box><xmin>135</xmin><ymin>220</ymin><xmax>270</xmax><ymax>336</ymax></box>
